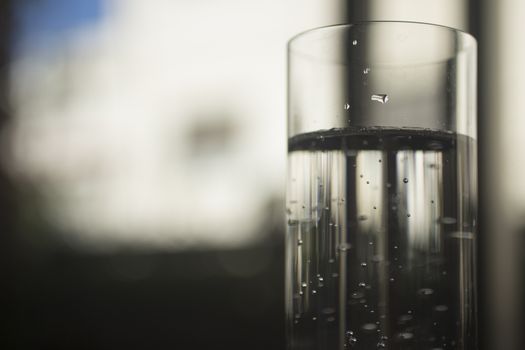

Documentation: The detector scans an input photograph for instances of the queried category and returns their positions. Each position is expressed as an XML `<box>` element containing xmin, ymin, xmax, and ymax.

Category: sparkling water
<box><xmin>286</xmin><ymin>127</ymin><xmax>477</xmax><ymax>350</ymax></box>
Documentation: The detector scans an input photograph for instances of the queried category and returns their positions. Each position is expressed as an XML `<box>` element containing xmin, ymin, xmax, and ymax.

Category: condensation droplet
<box><xmin>371</xmin><ymin>94</ymin><xmax>389</xmax><ymax>104</ymax></box>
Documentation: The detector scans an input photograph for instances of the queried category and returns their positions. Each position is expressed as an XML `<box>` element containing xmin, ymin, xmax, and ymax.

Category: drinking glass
<box><xmin>286</xmin><ymin>22</ymin><xmax>477</xmax><ymax>350</ymax></box>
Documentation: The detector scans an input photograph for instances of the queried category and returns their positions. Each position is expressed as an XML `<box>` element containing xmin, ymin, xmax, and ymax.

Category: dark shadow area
<box><xmin>4</xmin><ymin>242</ymin><xmax>285</xmax><ymax>350</ymax></box>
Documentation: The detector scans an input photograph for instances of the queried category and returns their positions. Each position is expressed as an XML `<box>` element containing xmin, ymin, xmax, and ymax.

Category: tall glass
<box><xmin>286</xmin><ymin>22</ymin><xmax>477</xmax><ymax>350</ymax></box>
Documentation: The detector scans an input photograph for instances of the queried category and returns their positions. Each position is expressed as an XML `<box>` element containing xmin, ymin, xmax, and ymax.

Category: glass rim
<box><xmin>287</xmin><ymin>20</ymin><xmax>477</xmax><ymax>55</ymax></box>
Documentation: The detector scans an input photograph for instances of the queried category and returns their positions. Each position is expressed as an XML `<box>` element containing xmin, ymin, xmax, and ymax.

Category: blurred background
<box><xmin>0</xmin><ymin>0</ymin><xmax>523</xmax><ymax>349</ymax></box>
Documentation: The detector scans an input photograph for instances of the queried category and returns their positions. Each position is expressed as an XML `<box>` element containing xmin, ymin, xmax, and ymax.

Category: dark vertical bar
<box><xmin>345</xmin><ymin>0</ymin><xmax>370</xmax><ymax>23</ymax></box>
<box><xmin>0</xmin><ymin>0</ymin><xmax>13</xmax><ymax>347</ymax></box>
<box><xmin>465</xmin><ymin>1</ymin><xmax>486</xmax><ymax>349</ymax></box>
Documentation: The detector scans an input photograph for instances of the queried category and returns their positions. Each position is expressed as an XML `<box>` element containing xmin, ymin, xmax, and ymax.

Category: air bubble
<box><xmin>301</xmin><ymin>282</ymin><xmax>307</xmax><ymax>288</ymax></box>
<box><xmin>298</xmin><ymin>240</ymin><xmax>303</xmax><ymax>246</ymax></box>
<box><xmin>403</xmin><ymin>178</ymin><xmax>409</xmax><ymax>183</ymax></box>
<box><xmin>358</xmin><ymin>215</ymin><xmax>368</xmax><ymax>221</ymax></box>
<box><xmin>322</xmin><ymin>307</ymin><xmax>335</xmax><ymax>315</ymax></box>
<box><xmin>371</xmin><ymin>94</ymin><xmax>389</xmax><ymax>104</ymax></box>
<box><xmin>352</xmin><ymin>39</ymin><xmax>358</xmax><ymax>46</ymax></box>
<box><xmin>339</xmin><ymin>243</ymin><xmax>352</xmax><ymax>251</ymax></box>
<box><xmin>351</xmin><ymin>291</ymin><xmax>364</xmax><ymax>299</ymax></box>
<box><xmin>358</xmin><ymin>282</ymin><xmax>366</xmax><ymax>288</ymax></box>
<box><xmin>418</xmin><ymin>288</ymin><xmax>435</xmax><ymax>296</ymax></box>
<box><xmin>450</xmin><ymin>231</ymin><xmax>474</xmax><ymax>240</ymax></box>
<box><xmin>389</xmin><ymin>277</ymin><xmax>395</xmax><ymax>282</ymax></box>
<box><xmin>377</xmin><ymin>340</ymin><xmax>386</xmax><ymax>348</ymax></box>
<box><xmin>397</xmin><ymin>332</ymin><xmax>414</xmax><ymax>341</ymax></box>
<box><xmin>361</xmin><ymin>262</ymin><xmax>367</xmax><ymax>267</ymax></box>
<box><xmin>398</xmin><ymin>314</ymin><xmax>413</xmax><ymax>324</ymax></box>
<box><xmin>344</xmin><ymin>103</ymin><xmax>351</xmax><ymax>110</ymax></box>
<box><xmin>371</xmin><ymin>255</ymin><xmax>383</xmax><ymax>263</ymax></box>
<box><xmin>345</xmin><ymin>331</ymin><xmax>357</xmax><ymax>347</ymax></box>
<box><xmin>363</xmin><ymin>67</ymin><xmax>370</xmax><ymax>74</ymax></box>
<box><xmin>362</xmin><ymin>323</ymin><xmax>378</xmax><ymax>332</ymax></box>
<box><xmin>434</xmin><ymin>305</ymin><xmax>448</xmax><ymax>312</ymax></box>
<box><xmin>440</xmin><ymin>217</ymin><xmax>457</xmax><ymax>224</ymax></box>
